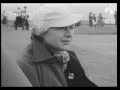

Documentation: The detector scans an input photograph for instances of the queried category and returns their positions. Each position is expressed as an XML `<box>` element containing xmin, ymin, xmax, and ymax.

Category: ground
<box><xmin>1</xmin><ymin>25</ymin><xmax>117</xmax><ymax>87</ymax></box>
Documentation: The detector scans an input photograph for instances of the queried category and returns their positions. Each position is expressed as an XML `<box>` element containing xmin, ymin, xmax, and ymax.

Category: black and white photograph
<box><xmin>1</xmin><ymin>3</ymin><xmax>117</xmax><ymax>87</ymax></box>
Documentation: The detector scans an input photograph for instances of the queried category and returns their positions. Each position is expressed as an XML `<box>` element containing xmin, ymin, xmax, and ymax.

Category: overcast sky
<box><xmin>1</xmin><ymin>3</ymin><xmax>117</xmax><ymax>20</ymax></box>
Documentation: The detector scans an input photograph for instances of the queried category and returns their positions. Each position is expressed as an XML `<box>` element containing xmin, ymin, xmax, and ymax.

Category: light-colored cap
<box><xmin>30</xmin><ymin>4</ymin><xmax>83</xmax><ymax>36</ymax></box>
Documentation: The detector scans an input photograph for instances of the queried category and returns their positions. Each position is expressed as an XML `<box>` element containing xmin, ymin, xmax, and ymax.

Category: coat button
<box><xmin>68</xmin><ymin>73</ymin><xmax>74</xmax><ymax>79</ymax></box>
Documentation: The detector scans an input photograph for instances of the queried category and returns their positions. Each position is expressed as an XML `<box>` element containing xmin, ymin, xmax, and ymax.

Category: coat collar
<box><xmin>31</xmin><ymin>36</ymin><xmax>73</xmax><ymax>63</ymax></box>
<box><xmin>32</xmin><ymin>37</ymin><xmax>53</xmax><ymax>63</ymax></box>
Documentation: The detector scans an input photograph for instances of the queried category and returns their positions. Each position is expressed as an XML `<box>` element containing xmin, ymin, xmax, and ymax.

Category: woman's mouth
<box><xmin>61</xmin><ymin>40</ymin><xmax>71</xmax><ymax>44</ymax></box>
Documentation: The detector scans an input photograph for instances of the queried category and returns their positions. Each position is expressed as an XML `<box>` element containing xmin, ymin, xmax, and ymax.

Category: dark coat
<box><xmin>17</xmin><ymin>37</ymin><xmax>97</xmax><ymax>87</ymax></box>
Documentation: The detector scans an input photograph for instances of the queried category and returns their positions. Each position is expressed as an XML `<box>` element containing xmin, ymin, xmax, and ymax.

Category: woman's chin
<box><xmin>59</xmin><ymin>45</ymin><xmax>71</xmax><ymax>51</ymax></box>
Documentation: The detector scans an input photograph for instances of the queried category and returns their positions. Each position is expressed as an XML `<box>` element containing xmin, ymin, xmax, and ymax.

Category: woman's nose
<box><xmin>64</xmin><ymin>29</ymin><xmax>73</xmax><ymax>37</ymax></box>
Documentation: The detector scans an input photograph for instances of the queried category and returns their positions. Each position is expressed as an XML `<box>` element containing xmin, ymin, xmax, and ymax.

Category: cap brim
<box><xmin>51</xmin><ymin>14</ymin><xmax>83</xmax><ymax>27</ymax></box>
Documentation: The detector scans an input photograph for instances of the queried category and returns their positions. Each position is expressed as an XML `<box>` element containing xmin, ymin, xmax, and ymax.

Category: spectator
<box><xmin>1</xmin><ymin>11</ymin><xmax>8</xmax><ymax>27</ymax></box>
<box><xmin>89</xmin><ymin>12</ymin><xmax>93</xmax><ymax>27</ymax></box>
<box><xmin>21</xmin><ymin>6</ymin><xmax>29</xmax><ymax>30</ymax></box>
<box><xmin>97</xmin><ymin>13</ymin><xmax>105</xmax><ymax>27</ymax></box>
<box><xmin>92</xmin><ymin>14</ymin><xmax>97</xmax><ymax>27</ymax></box>
<box><xmin>114</xmin><ymin>11</ymin><xmax>117</xmax><ymax>26</ymax></box>
<box><xmin>14</xmin><ymin>7</ymin><xmax>22</xmax><ymax>30</ymax></box>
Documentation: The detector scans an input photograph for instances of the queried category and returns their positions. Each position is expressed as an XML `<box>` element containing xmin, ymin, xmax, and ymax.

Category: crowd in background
<box><xmin>14</xmin><ymin>6</ymin><xmax>30</xmax><ymax>30</ymax></box>
<box><xmin>1</xmin><ymin>6</ymin><xmax>117</xmax><ymax>30</ymax></box>
<box><xmin>89</xmin><ymin>12</ymin><xmax>106</xmax><ymax>28</ymax></box>
<box><xmin>1</xmin><ymin>6</ymin><xmax>30</xmax><ymax>30</ymax></box>
<box><xmin>89</xmin><ymin>11</ymin><xmax>117</xmax><ymax>28</ymax></box>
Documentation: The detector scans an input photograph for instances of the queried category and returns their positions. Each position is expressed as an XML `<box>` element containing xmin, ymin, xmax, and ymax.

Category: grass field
<box><xmin>1</xmin><ymin>25</ymin><xmax>117</xmax><ymax>87</ymax></box>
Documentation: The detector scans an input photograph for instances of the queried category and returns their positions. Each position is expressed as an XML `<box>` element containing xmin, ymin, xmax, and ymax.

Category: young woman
<box><xmin>17</xmin><ymin>4</ymin><xmax>97</xmax><ymax>87</ymax></box>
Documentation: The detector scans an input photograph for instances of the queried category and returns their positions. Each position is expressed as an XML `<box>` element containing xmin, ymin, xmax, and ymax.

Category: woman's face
<box><xmin>43</xmin><ymin>25</ymin><xmax>75</xmax><ymax>50</ymax></box>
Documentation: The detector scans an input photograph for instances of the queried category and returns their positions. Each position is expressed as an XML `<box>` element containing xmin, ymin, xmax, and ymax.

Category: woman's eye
<box><xmin>68</xmin><ymin>25</ymin><xmax>74</xmax><ymax>30</ymax></box>
<box><xmin>63</xmin><ymin>27</ymin><xmax>68</xmax><ymax>30</ymax></box>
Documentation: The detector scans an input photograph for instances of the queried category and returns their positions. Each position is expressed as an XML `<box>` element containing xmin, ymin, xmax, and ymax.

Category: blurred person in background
<box><xmin>1</xmin><ymin>11</ymin><xmax>8</xmax><ymax>27</ymax></box>
<box><xmin>14</xmin><ymin>7</ymin><xmax>22</xmax><ymax>30</ymax></box>
<box><xmin>89</xmin><ymin>12</ymin><xmax>93</xmax><ymax>27</ymax></box>
<box><xmin>114</xmin><ymin>11</ymin><xmax>117</xmax><ymax>26</ymax></box>
<box><xmin>21</xmin><ymin>6</ymin><xmax>29</xmax><ymax>30</ymax></box>
<box><xmin>97</xmin><ymin>13</ymin><xmax>106</xmax><ymax>27</ymax></box>
<box><xmin>92</xmin><ymin>14</ymin><xmax>97</xmax><ymax>28</ymax></box>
